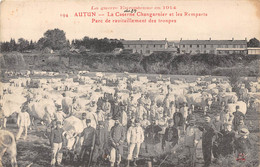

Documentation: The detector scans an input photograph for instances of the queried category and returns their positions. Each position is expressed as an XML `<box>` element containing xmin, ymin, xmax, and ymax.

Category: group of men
<box><xmin>10</xmin><ymin>90</ymin><xmax>253</xmax><ymax>167</ymax></box>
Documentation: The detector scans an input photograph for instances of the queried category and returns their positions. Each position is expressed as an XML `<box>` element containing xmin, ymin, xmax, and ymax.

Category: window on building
<box><xmin>196</xmin><ymin>50</ymin><xmax>200</xmax><ymax>53</ymax></box>
<box><xmin>190</xmin><ymin>45</ymin><xmax>192</xmax><ymax>48</ymax></box>
<box><xmin>225</xmin><ymin>51</ymin><xmax>229</xmax><ymax>54</ymax></box>
<box><xmin>233</xmin><ymin>45</ymin><xmax>236</xmax><ymax>48</ymax></box>
<box><xmin>183</xmin><ymin>45</ymin><xmax>185</xmax><ymax>48</ymax></box>
<box><xmin>218</xmin><ymin>51</ymin><xmax>221</xmax><ymax>54</ymax></box>
<box><xmin>161</xmin><ymin>45</ymin><xmax>163</xmax><ymax>48</ymax></box>
<box><xmin>210</xmin><ymin>50</ymin><xmax>214</xmax><ymax>54</ymax></box>
<box><xmin>146</xmin><ymin>45</ymin><xmax>149</xmax><ymax>48</ymax></box>
<box><xmin>218</xmin><ymin>45</ymin><xmax>221</xmax><ymax>48</ymax></box>
<box><xmin>146</xmin><ymin>50</ymin><xmax>150</xmax><ymax>54</ymax></box>
<box><xmin>197</xmin><ymin>45</ymin><xmax>199</xmax><ymax>48</ymax></box>
<box><xmin>140</xmin><ymin>50</ymin><xmax>142</xmax><ymax>54</ymax></box>
<box><xmin>128</xmin><ymin>45</ymin><xmax>130</xmax><ymax>47</ymax></box>
<box><xmin>225</xmin><ymin>45</ymin><xmax>228</xmax><ymax>48</ymax></box>
<box><xmin>154</xmin><ymin>45</ymin><xmax>156</xmax><ymax>48</ymax></box>
<box><xmin>211</xmin><ymin>45</ymin><xmax>213</xmax><ymax>48</ymax></box>
<box><xmin>240</xmin><ymin>45</ymin><xmax>243</xmax><ymax>48</ymax></box>
<box><xmin>204</xmin><ymin>45</ymin><xmax>206</xmax><ymax>48</ymax></box>
<box><xmin>140</xmin><ymin>45</ymin><xmax>142</xmax><ymax>47</ymax></box>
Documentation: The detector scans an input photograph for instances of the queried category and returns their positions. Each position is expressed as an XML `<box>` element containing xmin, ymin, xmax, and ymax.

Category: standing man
<box><xmin>212</xmin><ymin>113</ymin><xmax>222</xmax><ymax>160</ymax></box>
<box><xmin>144</xmin><ymin>119</ymin><xmax>162</xmax><ymax>163</ymax></box>
<box><xmin>92</xmin><ymin>120</ymin><xmax>108</xmax><ymax>166</ymax></box>
<box><xmin>85</xmin><ymin>108</ymin><xmax>98</xmax><ymax>129</ymax></box>
<box><xmin>220</xmin><ymin>106</ymin><xmax>233</xmax><ymax>130</ymax></box>
<box><xmin>111</xmin><ymin>101</ymin><xmax>122</xmax><ymax>121</ymax></box>
<box><xmin>102</xmin><ymin>98</ymin><xmax>111</xmax><ymax>114</ymax></box>
<box><xmin>233</xmin><ymin>106</ymin><xmax>245</xmax><ymax>132</ymax></box>
<box><xmin>219</xmin><ymin>122</ymin><xmax>236</xmax><ymax>157</ymax></box>
<box><xmin>96</xmin><ymin>108</ymin><xmax>105</xmax><ymax>122</ymax></box>
<box><xmin>234</xmin><ymin>128</ymin><xmax>251</xmax><ymax>162</ymax></box>
<box><xmin>50</xmin><ymin>121</ymin><xmax>64</xmax><ymax>167</ymax></box>
<box><xmin>54</xmin><ymin>104</ymin><xmax>66</xmax><ymax>125</ymax></box>
<box><xmin>109</xmin><ymin>117</ymin><xmax>125</xmax><ymax>167</ymax></box>
<box><xmin>184</xmin><ymin>117</ymin><xmax>201</xmax><ymax>166</ymax></box>
<box><xmin>78</xmin><ymin>119</ymin><xmax>96</xmax><ymax>166</ymax></box>
<box><xmin>16</xmin><ymin>102</ymin><xmax>31</xmax><ymax>140</ymax></box>
<box><xmin>126</xmin><ymin>119</ymin><xmax>144</xmax><ymax>167</ymax></box>
<box><xmin>199</xmin><ymin>115</ymin><xmax>216</xmax><ymax>167</ymax></box>
<box><xmin>81</xmin><ymin>113</ymin><xmax>87</xmax><ymax>128</ymax></box>
<box><xmin>162</xmin><ymin>119</ymin><xmax>179</xmax><ymax>153</ymax></box>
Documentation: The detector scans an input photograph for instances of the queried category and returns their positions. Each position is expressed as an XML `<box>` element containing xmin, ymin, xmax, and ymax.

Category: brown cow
<box><xmin>0</xmin><ymin>130</ymin><xmax>18</xmax><ymax>167</ymax></box>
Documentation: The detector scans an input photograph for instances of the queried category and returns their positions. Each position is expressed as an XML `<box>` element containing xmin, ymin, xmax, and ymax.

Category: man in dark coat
<box><xmin>162</xmin><ymin>119</ymin><xmax>178</xmax><ymax>153</ymax></box>
<box><xmin>234</xmin><ymin>128</ymin><xmax>251</xmax><ymax>162</ymax></box>
<box><xmin>109</xmin><ymin>117</ymin><xmax>125</xmax><ymax>167</ymax></box>
<box><xmin>232</xmin><ymin>106</ymin><xmax>245</xmax><ymax>131</ymax></box>
<box><xmin>92</xmin><ymin>120</ymin><xmax>108</xmax><ymax>166</ymax></box>
<box><xmin>219</xmin><ymin>122</ymin><xmax>235</xmax><ymax>157</ymax></box>
<box><xmin>173</xmin><ymin>108</ymin><xmax>184</xmax><ymax>128</ymax></box>
<box><xmin>78</xmin><ymin>119</ymin><xmax>96</xmax><ymax>166</ymax></box>
<box><xmin>199</xmin><ymin>115</ymin><xmax>216</xmax><ymax>167</ymax></box>
<box><xmin>111</xmin><ymin>101</ymin><xmax>122</xmax><ymax>120</ymax></box>
<box><xmin>144</xmin><ymin>119</ymin><xmax>162</xmax><ymax>163</ymax></box>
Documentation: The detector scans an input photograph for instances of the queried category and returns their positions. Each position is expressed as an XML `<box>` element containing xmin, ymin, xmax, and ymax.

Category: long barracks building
<box><xmin>121</xmin><ymin>38</ymin><xmax>260</xmax><ymax>56</ymax></box>
<box><xmin>179</xmin><ymin>38</ymin><xmax>247</xmax><ymax>55</ymax></box>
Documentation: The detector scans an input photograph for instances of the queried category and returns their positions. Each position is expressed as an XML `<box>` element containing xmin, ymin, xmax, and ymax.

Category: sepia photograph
<box><xmin>0</xmin><ymin>0</ymin><xmax>259</xmax><ymax>166</ymax></box>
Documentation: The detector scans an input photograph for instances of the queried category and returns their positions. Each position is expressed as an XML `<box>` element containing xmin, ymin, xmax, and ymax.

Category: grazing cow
<box><xmin>0</xmin><ymin>130</ymin><xmax>18</xmax><ymax>167</ymax></box>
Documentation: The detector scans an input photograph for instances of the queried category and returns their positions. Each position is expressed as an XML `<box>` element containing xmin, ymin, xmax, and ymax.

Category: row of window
<box><xmin>127</xmin><ymin>44</ymin><xmax>164</xmax><ymax>48</ymax></box>
<box><xmin>181</xmin><ymin>50</ymin><xmax>246</xmax><ymax>54</ymax></box>
<box><xmin>181</xmin><ymin>44</ymin><xmax>246</xmax><ymax>48</ymax></box>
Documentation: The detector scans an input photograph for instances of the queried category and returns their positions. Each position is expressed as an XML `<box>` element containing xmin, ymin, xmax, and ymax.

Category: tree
<box><xmin>37</xmin><ymin>28</ymin><xmax>68</xmax><ymax>50</ymax></box>
<box><xmin>17</xmin><ymin>38</ymin><xmax>29</xmax><ymax>52</ymax></box>
<box><xmin>9</xmin><ymin>38</ymin><xmax>17</xmax><ymax>51</ymax></box>
<box><xmin>247</xmin><ymin>38</ymin><xmax>260</xmax><ymax>47</ymax></box>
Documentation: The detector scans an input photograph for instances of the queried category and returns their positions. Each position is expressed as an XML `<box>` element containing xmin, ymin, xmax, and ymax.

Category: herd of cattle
<box><xmin>0</xmin><ymin>70</ymin><xmax>259</xmax><ymax>166</ymax></box>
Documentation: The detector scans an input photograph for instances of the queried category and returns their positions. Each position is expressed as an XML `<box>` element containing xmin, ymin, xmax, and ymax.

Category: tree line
<box><xmin>0</xmin><ymin>28</ymin><xmax>124</xmax><ymax>53</ymax></box>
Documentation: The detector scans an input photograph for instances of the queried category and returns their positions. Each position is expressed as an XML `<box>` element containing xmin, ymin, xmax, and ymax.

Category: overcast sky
<box><xmin>0</xmin><ymin>0</ymin><xmax>259</xmax><ymax>42</ymax></box>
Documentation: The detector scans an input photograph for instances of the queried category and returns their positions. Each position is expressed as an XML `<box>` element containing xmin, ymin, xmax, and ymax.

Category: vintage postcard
<box><xmin>0</xmin><ymin>0</ymin><xmax>259</xmax><ymax>167</ymax></box>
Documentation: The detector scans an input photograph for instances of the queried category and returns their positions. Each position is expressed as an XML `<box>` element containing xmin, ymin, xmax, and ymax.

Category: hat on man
<box><xmin>113</xmin><ymin>116</ymin><xmax>120</xmax><ymax>121</ymax></box>
<box><xmin>239</xmin><ymin>128</ymin><xmax>249</xmax><ymax>136</ymax></box>
<box><xmin>98</xmin><ymin>121</ymin><xmax>104</xmax><ymax>126</ymax></box>
<box><xmin>205</xmin><ymin>115</ymin><xmax>211</xmax><ymax>121</ymax></box>
<box><xmin>107</xmin><ymin>113</ymin><xmax>112</xmax><ymax>118</ymax></box>
<box><xmin>189</xmin><ymin>117</ymin><xmax>196</xmax><ymax>124</ymax></box>
<box><xmin>223</xmin><ymin>122</ymin><xmax>232</xmax><ymax>126</ymax></box>
<box><xmin>56</xmin><ymin>104</ymin><xmax>62</xmax><ymax>111</ymax></box>
<box><xmin>135</xmin><ymin>119</ymin><xmax>140</xmax><ymax>124</ymax></box>
<box><xmin>86</xmin><ymin>119</ymin><xmax>91</xmax><ymax>123</ymax></box>
<box><xmin>215</xmin><ymin>113</ymin><xmax>220</xmax><ymax>117</ymax></box>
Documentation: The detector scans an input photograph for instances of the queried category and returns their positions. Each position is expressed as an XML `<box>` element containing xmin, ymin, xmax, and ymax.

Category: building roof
<box><xmin>179</xmin><ymin>40</ymin><xmax>247</xmax><ymax>45</ymax></box>
<box><xmin>121</xmin><ymin>40</ymin><xmax>167</xmax><ymax>45</ymax></box>
<box><xmin>216</xmin><ymin>48</ymin><xmax>247</xmax><ymax>51</ymax></box>
<box><xmin>247</xmin><ymin>47</ymin><xmax>260</xmax><ymax>50</ymax></box>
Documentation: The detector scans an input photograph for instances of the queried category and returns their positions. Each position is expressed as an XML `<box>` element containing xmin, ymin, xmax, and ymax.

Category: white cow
<box><xmin>0</xmin><ymin>130</ymin><xmax>18</xmax><ymax>167</ymax></box>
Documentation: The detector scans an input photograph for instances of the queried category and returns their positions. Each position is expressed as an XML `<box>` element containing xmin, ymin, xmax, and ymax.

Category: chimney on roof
<box><xmin>245</xmin><ymin>37</ymin><xmax>247</xmax><ymax>41</ymax></box>
<box><xmin>209</xmin><ymin>37</ymin><xmax>211</xmax><ymax>41</ymax></box>
<box><xmin>165</xmin><ymin>38</ymin><xmax>167</xmax><ymax>41</ymax></box>
<box><xmin>232</xmin><ymin>37</ymin><xmax>234</xmax><ymax>41</ymax></box>
<box><xmin>180</xmin><ymin>38</ymin><xmax>182</xmax><ymax>41</ymax></box>
<box><xmin>139</xmin><ymin>38</ymin><xmax>141</xmax><ymax>41</ymax></box>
